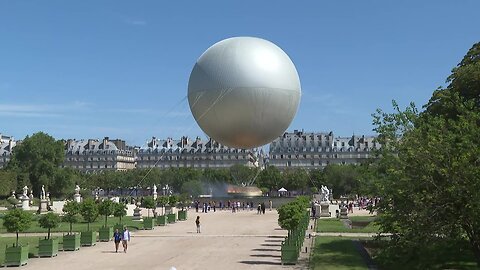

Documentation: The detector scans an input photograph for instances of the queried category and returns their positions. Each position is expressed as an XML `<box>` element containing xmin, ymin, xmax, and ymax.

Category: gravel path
<box><xmin>17</xmin><ymin>209</ymin><xmax>301</xmax><ymax>270</ymax></box>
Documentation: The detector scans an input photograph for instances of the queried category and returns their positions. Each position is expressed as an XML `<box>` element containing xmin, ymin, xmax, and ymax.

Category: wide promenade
<box><xmin>21</xmin><ymin>209</ymin><xmax>299</xmax><ymax>270</ymax></box>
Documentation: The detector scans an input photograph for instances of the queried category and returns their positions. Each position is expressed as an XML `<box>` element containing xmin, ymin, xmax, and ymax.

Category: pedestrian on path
<box><xmin>122</xmin><ymin>227</ymin><xmax>131</xmax><ymax>253</ymax></box>
<box><xmin>196</xmin><ymin>216</ymin><xmax>201</xmax><ymax>233</ymax></box>
<box><xmin>113</xmin><ymin>228</ymin><xmax>122</xmax><ymax>253</ymax></box>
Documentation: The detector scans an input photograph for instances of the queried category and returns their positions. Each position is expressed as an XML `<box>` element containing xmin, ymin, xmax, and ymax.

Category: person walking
<box><xmin>113</xmin><ymin>228</ymin><xmax>122</xmax><ymax>253</ymax></box>
<box><xmin>122</xmin><ymin>227</ymin><xmax>131</xmax><ymax>253</ymax></box>
<box><xmin>195</xmin><ymin>216</ymin><xmax>201</xmax><ymax>233</ymax></box>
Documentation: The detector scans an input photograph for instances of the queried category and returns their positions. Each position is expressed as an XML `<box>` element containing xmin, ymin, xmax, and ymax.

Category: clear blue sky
<box><xmin>1</xmin><ymin>1</ymin><xmax>479</xmax><ymax>147</ymax></box>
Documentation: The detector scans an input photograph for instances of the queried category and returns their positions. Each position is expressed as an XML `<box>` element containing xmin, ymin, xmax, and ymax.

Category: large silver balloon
<box><xmin>188</xmin><ymin>37</ymin><xmax>301</xmax><ymax>149</ymax></box>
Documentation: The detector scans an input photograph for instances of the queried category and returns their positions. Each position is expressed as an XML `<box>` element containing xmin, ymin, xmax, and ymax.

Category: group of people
<box><xmin>194</xmin><ymin>200</ymin><xmax>273</xmax><ymax>213</ymax></box>
<box><xmin>112</xmin><ymin>227</ymin><xmax>131</xmax><ymax>253</ymax></box>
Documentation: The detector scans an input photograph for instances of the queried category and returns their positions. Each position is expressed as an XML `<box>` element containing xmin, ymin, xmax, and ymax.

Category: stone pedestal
<box><xmin>20</xmin><ymin>196</ymin><xmax>30</xmax><ymax>211</ymax></box>
<box><xmin>319</xmin><ymin>203</ymin><xmax>331</xmax><ymax>217</ymax></box>
<box><xmin>339</xmin><ymin>206</ymin><xmax>348</xmax><ymax>219</ymax></box>
<box><xmin>38</xmin><ymin>199</ymin><xmax>49</xmax><ymax>213</ymax></box>
<box><xmin>132</xmin><ymin>207</ymin><xmax>143</xmax><ymax>221</ymax></box>
<box><xmin>74</xmin><ymin>194</ymin><xmax>82</xmax><ymax>203</ymax></box>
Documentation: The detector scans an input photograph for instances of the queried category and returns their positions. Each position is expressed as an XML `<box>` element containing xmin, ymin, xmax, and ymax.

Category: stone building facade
<box><xmin>0</xmin><ymin>134</ymin><xmax>16</xmax><ymax>168</ymax></box>
<box><xmin>136</xmin><ymin>136</ymin><xmax>264</xmax><ymax>169</ymax></box>
<box><xmin>268</xmin><ymin>130</ymin><xmax>380</xmax><ymax>169</ymax></box>
<box><xmin>63</xmin><ymin>137</ymin><xmax>136</xmax><ymax>173</ymax></box>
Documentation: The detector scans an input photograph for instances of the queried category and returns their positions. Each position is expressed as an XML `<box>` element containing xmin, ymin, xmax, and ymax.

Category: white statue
<box><xmin>75</xmin><ymin>185</ymin><xmax>80</xmax><ymax>195</ymax></box>
<box><xmin>11</xmin><ymin>190</ymin><xmax>16</xmax><ymax>199</ymax></box>
<box><xmin>22</xmin><ymin>186</ymin><xmax>28</xmax><ymax>197</ymax></box>
<box><xmin>46</xmin><ymin>192</ymin><xmax>50</xmax><ymax>202</ymax></box>
<box><xmin>321</xmin><ymin>185</ymin><xmax>330</xmax><ymax>202</ymax></box>
<box><xmin>41</xmin><ymin>185</ymin><xmax>46</xmax><ymax>200</ymax></box>
<box><xmin>153</xmin><ymin>184</ymin><xmax>157</xmax><ymax>194</ymax></box>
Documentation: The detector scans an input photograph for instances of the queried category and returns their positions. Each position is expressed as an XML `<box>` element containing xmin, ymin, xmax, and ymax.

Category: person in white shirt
<box><xmin>122</xmin><ymin>227</ymin><xmax>131</xmax><ymax>253</ymax></box>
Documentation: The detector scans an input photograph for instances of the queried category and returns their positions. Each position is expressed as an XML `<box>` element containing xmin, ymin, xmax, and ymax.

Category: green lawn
<box><xmin>316</xmin><ymin>218</ymin><xmax>380</xmax><ymax>233</ymax></box>
<box><xmin>0</xmin><ymin>216</ymin><xmax>143</xmax><ymax>234</ymax></box>
<box><xmin>310</xmin><ymin>237</ymin><xmax>368</xmax><ymax>270</ymax></box>
<box><xmin>367</xmin><ymin>238</ymin><xmax>478</xmax><ymax>270</ymax></box>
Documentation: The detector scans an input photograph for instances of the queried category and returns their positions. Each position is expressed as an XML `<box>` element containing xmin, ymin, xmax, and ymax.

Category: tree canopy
<box><xmin>7</xmin><ymin>132</ymin><xmax>64</xmax><ymax>196</ymax></box>
<box><xmin>372</xmin><ymin>42</ymin><xmax>480</xmax><ymax>268</ymax></box>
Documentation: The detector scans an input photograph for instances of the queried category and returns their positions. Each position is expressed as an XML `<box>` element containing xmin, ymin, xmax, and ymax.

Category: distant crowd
<box><xmin>193</xmin><ymin>200</ymin><xmax>273</xmax><ymax>214</ymax></box>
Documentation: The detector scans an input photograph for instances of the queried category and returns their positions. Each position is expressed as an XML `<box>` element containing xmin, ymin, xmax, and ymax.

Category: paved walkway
<box><xmin>17</xmin><ymin>210</ymin><xmax>305</xmax><ymax>270</ymax></box>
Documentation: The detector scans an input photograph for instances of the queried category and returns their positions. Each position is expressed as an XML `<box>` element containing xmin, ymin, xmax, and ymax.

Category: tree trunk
<box><xmin>105</xmin><ymin>215</ymin><xmax>108</xmax><ymax>227</ymax></box>
<box><xmin>69</xmin><ymin>222</ymin><xmax>73</xmax><ymax>234</ymax></box>
<box><xmin>48</xmin><ymin>228</ymin><xmax>51</xmax><ymax>240</ymax></box>
<box><xmin>468</xmin><ymin>237</ymin><xmax>480</xmax><ymax>267</ymax></box>
<box><xmin>16</xmin><ymin>231</ymin><xmax>19</xmax><ymax>247</ymax></box>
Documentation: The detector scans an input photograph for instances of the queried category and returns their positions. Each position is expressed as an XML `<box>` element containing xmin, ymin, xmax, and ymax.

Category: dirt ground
<box><xmin>21</xmin><ymin>209</ymin><xmax>299</xmax><ymax>270</ymax></box>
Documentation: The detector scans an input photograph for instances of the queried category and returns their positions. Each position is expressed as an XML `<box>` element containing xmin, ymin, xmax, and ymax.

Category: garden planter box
<box><xmin>4</xmin><ymin>245</ymin><xmax>29</xmax><ymax>266</ymax></box>
<box><xmin>81</xmin><ymin>231</ymin><xmax>97</xmax><ymax>246</ymax></box>
<box><xmin>63</xmin><ymin>234</ymin><xmax>80</xmax><ymax>251</ymax></box>
<box><xmin>281</xmin><ymin>242</ymin><xmax>299</xmax><ymax>265</ymax></box>
<box><xmin>156</xmin><ymin>215</ymin><xmax>168</xmax><ymax>226</ymax></box>
<box><xmin>143</xmin><ymin>217</ymin><xmax>155</xmax><ymax>230</ymax></box>
<box><xmin>99</xmin><ymin>227</ymin><xmax>113</xmax><ymax>242</ymax></box>
<box><xmin>38</xmin><ymin>238</ymin><xmax>59</xmax><ymax>257</ymax></box>
<box><xmin>167</xmin><ymin>213</ymin><xmax>176</xmax><ymax>223</ymax></box>
<box><xmin>178</xmin><ymin>210</ymin><xmax>187</xmax><ymax>221</ymax></box>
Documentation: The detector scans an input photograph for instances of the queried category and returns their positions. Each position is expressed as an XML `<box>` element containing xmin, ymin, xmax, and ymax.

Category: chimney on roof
<box><xmin>8</xmin><ymin>139</ymin><xmax>14</xmax><ymax>151</ymax></box>
<box><xmin>102</xmin><ymin>137</ymin><xmax>109</xmax><ymax>149</ymax></box>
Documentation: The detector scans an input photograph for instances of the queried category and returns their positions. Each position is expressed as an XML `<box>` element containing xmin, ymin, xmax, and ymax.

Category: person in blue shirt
<box><xmin>113</xmin><ymin>228</ymin><xmax>122</xmax><ymax>252</ymax></box>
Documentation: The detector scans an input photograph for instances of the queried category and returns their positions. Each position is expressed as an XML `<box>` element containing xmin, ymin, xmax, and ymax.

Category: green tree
<box><xmin>181</xmin><ymin>180</ymin><xmax>203</xmax><ymax>198</ymax></box>
<box><xmin>51</xmin><ymin>168</ymin><xmax>78</xmax><ymax>198</ymax></box>
<box><xmin>7</xmin><ymin>132</ymin><xmax>64</xmax><ymax>196</ymax></box>
<box><xmin>3</xmin><ymin>209</ymin><xmax>32</xmax><ymax>246</ymax></box>
<box><xmin>168</xmin><ymin>195</ymin><xmax>178</xmax><ymax>208</ymax></box>
<box><xmin>141</xmin><ymin>196</ymin><xmax>156</xmax><ymax>218</ymax></box>
<box><xmin>177</xmin><ymin>193</ymin><xmax>190</xmax><ymax>211</ymax></box>
<box><xmin>113</xmin><ymin>203</ymin><xmax>127</xmax><ymax>224</ymax></box>
<box><xmin>283</xmin><ymin>168</ymin><xmax>308</xmax><ymax>193</ymax></box>
<box><xmin>98</xmin><ymin>200</ymin><xmax>114</xmax><ymax>227</ymax></box>
<box><xmin>80</xmin><ymin>199</ymin><xmax>98</xmax><ymax>231</ymax></box>
<box><xmin>372</xmin><ymin>42</ymin><xmax>480</xmax><ymax>268</ymax></box>
<box><xmin>38</xmin><ymin>212</ymin><xmax>61</xmax><ymax>239</ymax></box>
<box><xmin>229</xmin><ymin>164</ymin><xmax>257</xmax><ymax>185</ymax></box>
<box><xmin>0</xmin><ymin>170</ymin><xmax>17</xmax><ymax>197</ymax></box>
<box><xmin>62</xmin><ymin>201</ymin><xmax>80</xmax><ymax>234</ymax></box>
<box><xmin>277</xmin><ymin>197</ymin><xmax>308</xmax><ymax>233</ymax></box>
<box><xmin>322</xmin><ymin>164</ymin><xmax>360</xmax><ymax>197</ymax></box>
<box><xmin>157</xmin><ymin>196</ymin><xmax>169</xmax><ymax>216</ymax></box>
<box><xmin>256</xmin><ymin>166</ymin><xmax>283</xmax><ymax>192</ymax></box>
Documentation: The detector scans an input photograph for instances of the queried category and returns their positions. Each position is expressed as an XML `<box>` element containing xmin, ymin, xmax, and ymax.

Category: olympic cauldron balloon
<box><xmin>188</xmin><ymin>37</ymin><xmax>301</xmax><ymax>149</ymax></box>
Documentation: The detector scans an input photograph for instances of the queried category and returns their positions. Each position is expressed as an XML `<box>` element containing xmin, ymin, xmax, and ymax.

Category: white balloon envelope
<box><xmin>188</xmin><ymin>37</ymin><xmax>301</xmax><ymax>149</ymax></box>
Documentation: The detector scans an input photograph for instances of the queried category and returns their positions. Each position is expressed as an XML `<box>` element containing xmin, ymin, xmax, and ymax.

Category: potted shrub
<box><xmin>98</xmin><ymin>200</ymin><xmax>114</xmax><ymax>242</ymax></box>
<box><xmin>79</xmin><ymin>199</ymin><xmax>98</xmax><ymax>246</ymax></box>
<box><xmin>177</xmin><ymin>193</ymin><xmax>189</xmax><ymax>221</ymax></box>
<box><xmin>113</xmin><ymin>202</ymin><xmax>127</xmax><ymax>231</ymax></box>
<box><xmin>38</xmin><ymin>212</ymin><xmax>61</xmax><ymax>257</ymax></box>
<box><xmin>156</xmin><ymin>196</ymin><xmax>169</xmax><ymax>226</ymax></box>
<box><xmin>167</xmin><ymin>195</ymin><xmax>178</xmax><ymax>223</ymax></box>
<box><xmin>141</xmin><ymin>196</ymin><xmax>156</xmax><ymax>230</ymax></box>
<box><xmin>3</xmin><ymin>208</ymin><xmax>32</xmax><ymax>266</ymax></box>
<box><xmin>62</xmin><ymin>201</ymin><xmax>80</xmax><ymax>251</ymax></box>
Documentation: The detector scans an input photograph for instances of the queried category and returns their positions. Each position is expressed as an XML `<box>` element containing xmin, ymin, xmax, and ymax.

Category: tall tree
<box><xmin>373</xmin><ymin>42</ymin><xmax>480</xmax><ymax>268</ymax></box>
<box><xmin>256</xmin><ymin>166</ymin><xmax>283</xmax><ymax>192</ymax></box>
<box><xmin>7</xmin><ymin>132</ymin><xmax>64</xmax><ymax>196</ymax></box>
